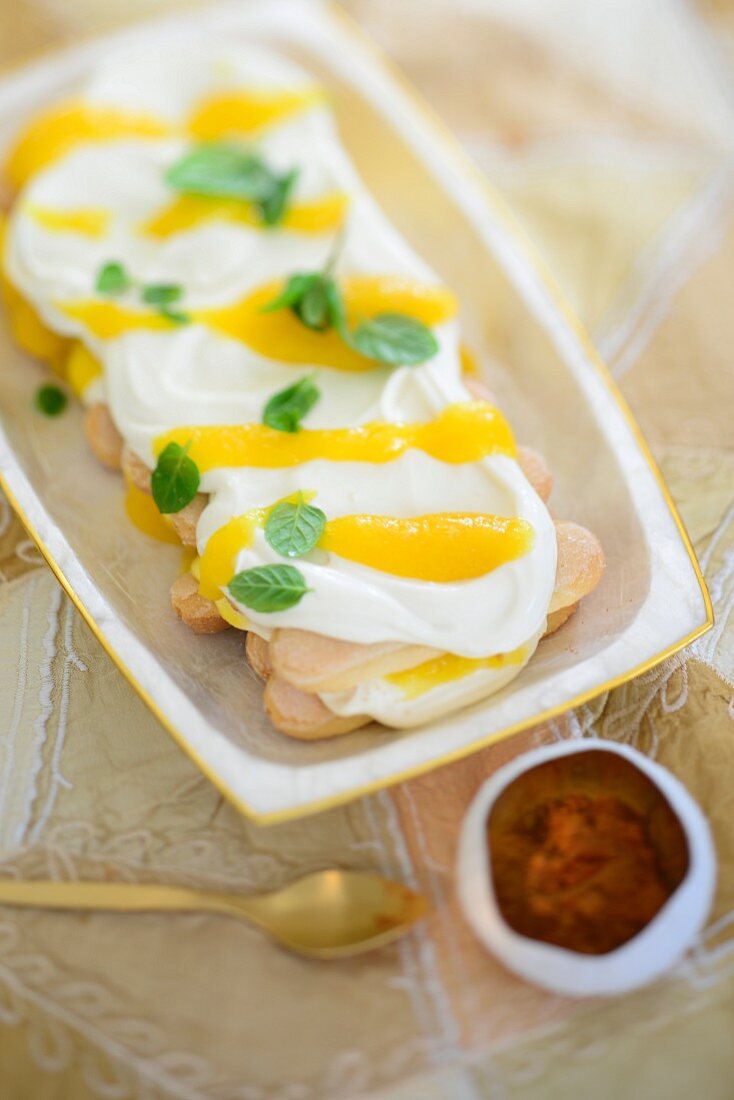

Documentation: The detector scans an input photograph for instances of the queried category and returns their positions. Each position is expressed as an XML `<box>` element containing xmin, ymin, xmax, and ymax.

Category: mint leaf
<box><xmin>260</xmin><ymin>167</ymin><xmax>299</xmax><ymax>226</ymax></box>
<box><xmin>262</xmin><ymin>269</ymin><xmax>345</xmax><ymax>334</ymax></box>
<box><xmin>151</xmin><ymin>441</ymin><xmax>200</xmax><ymax>514</ymax></box>
<box><xmin>142</xmin><ymin>284</ymin><xmax>182</xmax><ymax>306</ymax></box>
<box><xmin>159</xmin><ymin>306</ymin><xmax>191</xmax><ymax>325</ymax></box>
<box><xmin>297</xmin><ymin>277</ymin><xmax>332</xmax><ymax>330</ymax></box>
<box><xmin>261</xmin><ymin>274</ymin><xmax>318</xmax><ymax>314</ymax></box>
<box><xmin>324</xmin><ymin>278</ymin><xmax>348</xmax><ymax>336</ymax></box>
<box><xmin>263</xmin><ymin>376</ymin><xmax>320</xmax><ymax>433</ymax></box>
<box><xmin>265</xmin><ymin>495</ymin><xmax>326</xmax><ymax>558</ymax></box>
<box><xmin>34</xmin><ymin>384</ymin><xmax>67</xmax><ymax>417</ymax></box>
<box><xmin>296</xmin><ymin>275</ymin><xmax>344</xmax><ymax>332</ymax></box>
<box><xmin>96</xmin><ymin>261</ymin><xmax>131</xmax><ymax>296</ymax></box>
<box><xmin>166</xmin><ymin>145</ymin><xmax>272</xmax><ymax>199</ymax></box>
<box><xmin>350</xmin><ymin>313</ymin><xmax>438</xmax><ymax>366</ymax></box>
<box><xmin>228</xmin><ymin>563</ymin><xmax>310</xmax><ymax>612</ymax></box>
<box><xmin>260</xmin><ymin>256</ymin><xmax>437</xmax><ymax>364</ymax></box>
<box><xmin>166</xmin><ymin>144</ymin><xmax>298</xmax><ymax>226</ymax></box>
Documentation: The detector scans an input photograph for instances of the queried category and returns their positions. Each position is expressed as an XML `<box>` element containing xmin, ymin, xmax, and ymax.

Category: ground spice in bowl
<box><xmin>488</xmin><ymin>750</ymin><xmax>690</xmax><ymax>955</ymax></box>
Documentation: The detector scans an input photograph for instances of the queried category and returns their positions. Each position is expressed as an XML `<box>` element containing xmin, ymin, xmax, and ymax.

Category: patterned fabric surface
<box><xmin>0</xmin><ymin>0</ymin><xmax>733</xmax><ymax>1097</ymax></box>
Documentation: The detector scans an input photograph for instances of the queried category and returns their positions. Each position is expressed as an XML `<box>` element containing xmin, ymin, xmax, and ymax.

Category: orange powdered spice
<box><xmin>488</xmin><ymin>753</ymin><xmax>689</xmax><ymax>955</ymax></box>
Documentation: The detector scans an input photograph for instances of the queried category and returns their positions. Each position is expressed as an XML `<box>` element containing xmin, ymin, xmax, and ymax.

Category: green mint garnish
<box><xmin>262</xmin><ymin>257</ymin><xmax>437</xmax><ymax>366</ymax></box>
<box><xmin>265</xmin><ymin>495</ymin><xmax>326</xmax><ymax>558</ymax></box>
<box><xmin>263</xmin><ymin>376</ymin><xmax>320</xmax><ymax>433</ymax></box>
<box><xmin>95</xmin><ymin>266</ymin><xmax>190</xmax><ymax>324</ymax></box>
<box><xmin>262</xmin><ymin>272</ymin><xmax>345</xmax><ymax>333</ymax></box>
<box><xmin>140</xmin><ymin>286</ymin><xmax>190</xmax><ymax>324</ymax></box>
<box><xmin>260</xmin><ymin>167</ymin><xmax>299</xmax><ymax>227</ymax></box>
<box><xmin>350</xmin><ymin>312</ymin><xmax>439</xmax><ymax>366</ymax></box>
<box><xmin>228</xmin><ymin>563</ymin><xmax>310</xmax><ymax>613</ymax></box>
<box><xmin>142</xmin><ymin>284</ymin><xmax>183</xmax><ymax>306</ymax></box>
<box><xmin>296</xmin><ymin>277</ymin><xmax>332</xmax><ymax>330</ymax></box>
<box><xmin>96</xmin><ymin>261</ymin><xmax>131</xmax><ymax>296</ymax></box>
<box><xmin>166</xmin><ymin>144</ymin><xmax>299</xmax><ymax>227</ymax></box>
<box><xmin>151</xmin><ymin>441</ymin><xmax>200</xmax><ymax>514</ymax></box>
<box><xmin>34</xmin><ymin>384</ymin><xmax>67</xmax><ymax>417</ymax></box>
<box><xmin>261</xmin><ymin>273</ymin><xmax>318</xmax><ymax>315</ymax></box>
<box><xmin>159</xmin><ymin>306</ymin><xmax>191</xmax><ymax>325</ymax></box>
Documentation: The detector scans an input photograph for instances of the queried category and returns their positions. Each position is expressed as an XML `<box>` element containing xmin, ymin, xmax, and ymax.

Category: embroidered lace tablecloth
<box><xmin>1</xmin><ymin>1</ymin><xmax>733</xmax><ymax>1097</ymax></box>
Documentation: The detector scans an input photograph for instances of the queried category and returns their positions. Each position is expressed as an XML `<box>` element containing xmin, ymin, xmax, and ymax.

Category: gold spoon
<box><xmin>0</xmin><ymin>870</ymin><xmax>428</xmax><ymax>959</ymax></box>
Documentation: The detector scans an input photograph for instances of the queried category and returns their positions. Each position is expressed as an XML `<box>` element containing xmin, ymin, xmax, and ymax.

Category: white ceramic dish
<box><xmin>0</xmin><ymin>0</ymin><xmax>712</xmax><ymax>823</ymax></box>
<box><xmin>457</xmin><ymin>739</ymin><xmax>716</xmax><ymax>996</ymax></box>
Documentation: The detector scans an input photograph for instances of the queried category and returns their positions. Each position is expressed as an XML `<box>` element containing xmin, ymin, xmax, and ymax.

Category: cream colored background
<box><xmin>0</xmin><ymin>1</ymin><xmax>733</xmax><ymax>1097</ymax></box>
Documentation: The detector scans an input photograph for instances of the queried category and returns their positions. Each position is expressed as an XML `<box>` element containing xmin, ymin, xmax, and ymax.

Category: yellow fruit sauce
<box><xmin>1</xmin><ymin>276</ymin><xmax>69</xmax><ymax>373</ymax></box>
<box><xmin>459</xmin><ymin>344</ymin><xmax>479</xmax><ymax>377</ymax></box>
<box><xmin>198</xmin><ymin>510</ymin><xmax>266</xmax><ymax>600</ymax></box>
<box><xmin>319</xmin><ymin>513</ymin><xmax>534</xmax><ymax>582</ymax></box>
<box><xmin>198</xmin><ymin>276</ymin><xmax>457</xmax><ymax>369</ymax></box>
<box><xmin>187</xmin><ymin>88</ymin><xmax>325</xmax><ymax>139</ymax></box>
<box><xmin>5</xmin><ymin>102</ymin><xmax>169</xmax><ymax>188</ymax></box>
<box><xmin>56</xmin><ymin>275</ymin><xmax>457</xmax><ymax>370</ymax></box>
<box><xmin>385</xmin><ymin>646</ymin><xmax>528</xmax><ymax>700</ymax></box>
<box><xmin>123</xmin><ymin>477</ymin><xmax>181</xmax><ymax>545</ymax></box>
<box><xmin>143</xmin><ymin>191</ymin><xmax>348</xmax><ymax>237</ymax></box>
<box><xmin>215</xmin><ymin>597</ymin><xmax>249</xmax><ymax>630</ymax></box>
<box><xmin>27</xmin><ymin>205</ymin><xmax>111</xmax><ymax>238</ymax></box>
<box><xmin>5</xmin><ymin>88</ymin><xmax>324</xmax><ymax>189</ymax></box>
<box><xmin>198</xmin><ymin>506</ymin><xmax>531</xmax><ymax>599</ymax></box>
<box><xmin>1</xmin><ymin>246</ymin><xmax>105</xmax><ymax>398</ymax></box>
<box><xmin>157</xmin><ymin>402</ymin><xmax>515</xmax><ymax>473</ymax></box>
<box><xmin>58</xmin><ymin>300</ymin><xmax>174</xmax><ymax>339</ymax></box>
<box><xmin>64</xmin><ymin>343</ymin><xmax>103</xmax><ymax>398</ymax></box>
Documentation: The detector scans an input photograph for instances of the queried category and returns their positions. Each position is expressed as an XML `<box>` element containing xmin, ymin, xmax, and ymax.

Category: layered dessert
<box><xmin>0</xmin><ymin>37</ymin><xmax>604</xmax><ymax>739</ymax></box>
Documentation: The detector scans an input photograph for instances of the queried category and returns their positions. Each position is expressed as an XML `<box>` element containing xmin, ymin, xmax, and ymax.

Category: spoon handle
<box><xmin>0</xmin><ymin>879</ymin><xmax>257</xmax><ymax>920</ymax></box>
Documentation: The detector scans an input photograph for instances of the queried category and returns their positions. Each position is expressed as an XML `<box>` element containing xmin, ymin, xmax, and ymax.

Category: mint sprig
<box><xmin>166</xmin><ymin>144</ymin><xmax>299</xmax><ymax>227</ymax></box>
<box><xmin>351</xmin><ymin>312</ymin><xmax>439</xmax><ymax>366</ymax></box>
<box><xmin>151</xmin><ymin>441</ymin><xmax>200</xmax><ymax>514</ymax></box>
<box><xmin>262</xmin><ymin>265</ymin><xmax>437</xmax><ymax>366</ymax></box>
<box><xmin>142</xmin><ymin>284</ymin><xmax>182</xmax><ymax>306</ymax></box>
<box><xmin>262</xmin><ymin>271</ymin><xmax>345</xmax><ymax>333</ymax></box>
<box><xmin>263</xmin><ymin>376</ymin><xmax>320</xmax><ymax>433</ymax></box>
<box><xmin>94</xmin><ymin>262</ymin><xmax>190</xmax><ymax>326</ymax></box>
<box><xmin>34</xmin><ymin>383</ymin><xmax>67</xmax><ymax>417</ymax></box>
<box><xmin>96</xmin><ymin>262</ymin><xmax>131</xmax><ymax>296</ymax></box>
<box><xmin>260</xmin><ymin>167</ymin><xmax>299</xmax><ymax>227</ymax></box>
<box><xmin>159</xmin><ymin>307</ymin><xmax>191</xmax><ymax>325</ymax></box>
<box><xmin>228</xmin><ymin>563</ymin><xmax>310</xmax><ymax>612</ymax></box>
<box><xmin>265</xmin><ymin>495</ymin><xmax>326</xmax><ymax>558</ymax></box>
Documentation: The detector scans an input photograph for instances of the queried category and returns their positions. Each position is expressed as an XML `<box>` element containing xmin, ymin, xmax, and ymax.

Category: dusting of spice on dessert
<box><xmin>488</xmin><ymin>751</ymin><xmax>689</xmax><ymax>955</ymax></box>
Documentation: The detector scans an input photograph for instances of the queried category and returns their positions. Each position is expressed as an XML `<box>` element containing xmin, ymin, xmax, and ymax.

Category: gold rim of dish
<box><xmin>0</xmin><ymin>4</ymin><xmax>714</xmax><ymax>826</ymax></box>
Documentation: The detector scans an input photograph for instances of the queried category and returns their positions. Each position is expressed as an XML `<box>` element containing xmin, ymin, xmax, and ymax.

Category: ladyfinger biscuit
<box><xmin>169</xmin><ymin>494</ymin><xmax>207</xmax><ymax>547</ymax></box>
<box><xmin>516</xmin><ymin>446</ymin><xmax>553</xmax><ymax>504</ymax></box>
<box><xmin>246</xmin><ymin>632</ymin><xmax>272</xmax><ymax>680</ymax></box>
<box><xmin>544</xmin><ymin>600</ymin><xmax>580</xmax><ymax>637</ymax></box>
<box><xmin>549</xmin><ymin>522</ymin><xmax>605</xmax><ymax>613</ymax></box>
<box><xmin>264</xmin><ymin>676</ymin><xmax>369</xmax><ymax>740</ymax></box>
<box><xmin>463</xmin><ymin>378</ymin><xmax>553</xmax><ymax>503</ymax></box>
<box><xmin>170</xmin><ymin>572</ymin><xmax>229</xmax><ymax>635</ymax></box>
<box><xmin>269</xmin><ymin>631</ymin><xmax>439</xmax><ymax>694</ymax></box>
<box><xmin>121</xmin><ymin>444</ymin><xmax>152</xmax><ymax>494</ymax></box>
<box><xmin>83</xmin><ymin>403</ymin><xmax>123</xmax><ymax>471</ymax></box>
<box><xmin>269</xmin><ymin>591</ymin><xmax>584</xmax><ymax>740</ymax></box>
<box><xmin>463</xmin><ymin>375</ymin><xmax>498</xmax><ymax>405</ymax></box>
<box><xmin>269</xmin><ymin>518</ymin><xmax>602</xmax><ymax>697</ymax></box>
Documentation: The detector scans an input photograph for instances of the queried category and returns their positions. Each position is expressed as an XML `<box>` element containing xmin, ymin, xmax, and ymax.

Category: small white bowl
<box><xmin>457</xmin><ymin>739</ymin><xmax>716</xmax><ymax>997</ymax></box>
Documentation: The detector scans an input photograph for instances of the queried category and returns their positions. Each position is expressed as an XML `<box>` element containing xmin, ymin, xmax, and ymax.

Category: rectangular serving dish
<box><xmin>0</xmin><ymin>0</ymin><xmax>712</xmax><ymax>822</ymax></box>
